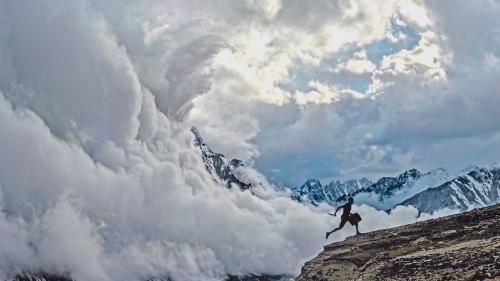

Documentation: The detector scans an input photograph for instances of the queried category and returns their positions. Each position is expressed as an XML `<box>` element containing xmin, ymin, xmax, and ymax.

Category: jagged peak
<box><xmin>453</xmin><ymin>166</ymin><xmax>492</xmax><ymax>182</ymax></box>
<box><xmin>326</xmin><ymin>179</ymin><xmax>342</xmax><ymax>186</ymax></box>
<box><xmin>400</xmin><ymin>168</ymin><xmax>422</xmax><ymax>179</ymax></box>
<box><xmin>301</xmin><ymin>179</ymin><xmax>322</xmax><ymax>188</ymax></box>
<box><xmin>326</xmin><ymin>177</ymin><xmax>373</xmax><ymax>187</ymax></box>
<box><xmin>190</xmin><ymin>127</ymin><xmax>251</xmax><ymax>190</ymax></box>
<box><xmin>456</xmin><ymin>164</ymin><xmax>482</xmax><ymax>176</ymax></box>
<box><xmin>371</xmin><ymin>168</ymin><xmax>422</xmax><ymax>186</ymax></box>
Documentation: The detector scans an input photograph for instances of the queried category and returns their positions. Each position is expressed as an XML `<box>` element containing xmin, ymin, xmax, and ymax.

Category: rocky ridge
<box><xmin>296</xmin><ymin>203</ymin><xmax>500</xmax><ymax>281</ymax></box>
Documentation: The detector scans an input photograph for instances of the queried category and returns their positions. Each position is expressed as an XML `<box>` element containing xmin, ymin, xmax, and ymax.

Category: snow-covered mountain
<box><xmin>396</xmin><ymin>167</ymin><xmax>500</xmax><ymax>213</ymax></box>
<box><xmin>291</xmin><ymin>179</ymin><xmax>324</xmax><ymax>205</ymax></box>
<box><xmin>291</xmin><ymin>165</ymin><xmax>500</xmax><ymax>214</ymax></box>
<box><xmin>337</xmin><ymin>169</ymin><xmax>424</xmax><ymax>201</ymax></box>
<box><xmin>326</xmin><ymin>178</ymin><xmax>373</xmax><ymax>201</ymax></box>
<box><xmin>192</xmin><ymin>127</ymin><xmax>251</xmax><ymax>190</ymax></box>
<box><xmin>292</xmin><ymin>168</ymin><xmax>449</xmax><ymax>208</ymax></box>
<box><xmin>291</xmin><ymin>178</ymin><xmax>372</xmax><ymax>206</ymax></box>
<box><xmin>341</xmin><ymin>168</ymin><xmax>451</xmax><ymax>210</ymax></box>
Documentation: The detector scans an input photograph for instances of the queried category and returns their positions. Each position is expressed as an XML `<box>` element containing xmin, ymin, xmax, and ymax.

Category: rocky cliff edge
<box><xmin>296</xmin><ymin>203</ymin><xmax>500</xmax><ymax>281</ymax></box>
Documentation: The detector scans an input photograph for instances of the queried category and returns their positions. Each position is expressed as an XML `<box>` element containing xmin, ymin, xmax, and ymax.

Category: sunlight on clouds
<box><xmin>368</xmin><ymin>31</ymin><xmax>448</xmax><ymax>94</ymax></box>
<box><xmin>333</xmin><ymin>50</ymin><xmax>376</xmax><ymax>74</ymax></box>
<box><xmin>294</xmin><ymin>81</ymin><xmax>364</xmax><ymax>106</ymax></box>
<box><xmin>211</xmin><ymin>45</ymin><xmax>292</xmax><ymax>105</ymax></box>
<box><xmin>382</xmin><ymin>31</ymin><xmax>445</xmax><ymax>77</ymax></box>
<box><xmin>398</xmin><ymin>0</ymin><xmax>432</xmax><ymax>29</ymax></box>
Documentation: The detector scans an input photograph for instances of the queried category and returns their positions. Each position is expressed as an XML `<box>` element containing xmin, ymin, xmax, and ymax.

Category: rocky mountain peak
<box><xmin>191</xmin><ymin>127</ymin><xmax>251</xmax><ymax>190</ymax></box>
<box><xmin>304</xmin><ymin>179</ymin><xmax>322</xmax><ymax>188</ymax></box>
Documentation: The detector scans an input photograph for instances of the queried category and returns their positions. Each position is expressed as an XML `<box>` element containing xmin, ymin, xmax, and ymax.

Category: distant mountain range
<box><xmin>291</xmin><ymin>178</ymin><xmax>373</xmax><ymax>206</ymax></box>
<box><xmin>293</xmin><ymin>166</ymin><xmax>500</xmax><ymax>214</ymax></box>
<box><xmin>191</xmin><ymin>128</ymin><xmax>500</xmax><ymax>214</ymax></box>
<box><xmin>396</xmin><ymin>167</ymin><xmax>500</xmax><ymax>213</ymax></box>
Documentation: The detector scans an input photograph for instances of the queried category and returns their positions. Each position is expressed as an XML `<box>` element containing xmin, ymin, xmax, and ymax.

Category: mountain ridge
<box><xmin>192</xmin><ymin>127</ymin><xmax>251</xmax><ymax>190</ymax></box>
<box><xmin>292</xmin><ymin>166</ymin><xmax>500</xmax><ymax>214</ymax></box>
<box><xmin>396</xmin><ymin>167</ymin><xmax>500</xmax><ymax>213</ymax></box>
<box><xmin>291</xmin><ymin>178</ymin><xmax>373</xmax><ymax>206</ymax></box>
<box><xmin>296</xmin><ymin>203</ymin><xmax>500</xmax><ymax>281</ymax></box>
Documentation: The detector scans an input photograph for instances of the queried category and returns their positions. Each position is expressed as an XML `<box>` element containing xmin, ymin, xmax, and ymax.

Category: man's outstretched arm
<box><xmin>328</xmin><ymin>205</ymin><xmax>344</xmax><ymax>216</ymax></box>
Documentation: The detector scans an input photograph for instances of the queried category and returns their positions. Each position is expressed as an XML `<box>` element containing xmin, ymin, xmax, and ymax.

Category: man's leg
<box><xmin>355</xmin><ymin>223</ymin><xmax>361</xmax><ymax>235</ymax></box>
<box><xmin>326</xmin><ymin>219</ymin><xmax>347</xmax><ymax>239</ymax></box>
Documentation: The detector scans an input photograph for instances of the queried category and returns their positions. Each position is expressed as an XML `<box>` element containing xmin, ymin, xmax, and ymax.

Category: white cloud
<box><xmin>376</xmin><ymin>31</ymin><xmax>447</xmax><ymax>83</ymax></box>
<box><xmin>333</xmin><ymin>50</ymin><xmax>376</xmax><ymax>74</ymax></box>
<box><xmin>397</xmin><ymin>0</ymin><xmax>432</xmax><ymax>29</ymax></box>
<box><xmin>36</xmin><ymin>199</ymin><xmax>107</xmax><ymax>281</ymax></box>
<box><xmin>294</xmin><ymin>80</ymin><xmax>364</xmax><ymax>106</ymax></box>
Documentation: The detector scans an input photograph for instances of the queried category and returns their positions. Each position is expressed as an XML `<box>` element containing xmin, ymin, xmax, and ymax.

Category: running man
<box><xmin>326</xmin><ymin>196</ymin><xmax>362</xmax><ymax>239</ymax></box>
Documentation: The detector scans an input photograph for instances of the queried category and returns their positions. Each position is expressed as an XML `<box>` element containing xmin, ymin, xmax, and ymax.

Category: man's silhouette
<box><xmin>326</xmin><ymin>196</ymin><xmax>362</xmax><ymax>239</ymax></box>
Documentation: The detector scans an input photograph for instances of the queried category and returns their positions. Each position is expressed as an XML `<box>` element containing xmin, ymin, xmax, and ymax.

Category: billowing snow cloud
<box><xmin>0</xmin><ymin>0</ymin><xmax>498</xmax><ymax>280</ymax></box>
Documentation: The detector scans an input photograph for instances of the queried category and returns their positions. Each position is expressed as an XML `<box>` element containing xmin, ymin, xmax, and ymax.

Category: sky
<box><xmin>0</xmin><ymin>1</ymin><xmax>498</xmax><ymax>280</ymax></box>
<box><xmin>183</xmin><ymin>0</ymin><xmax>500</xmax><ymax>186</ymax></box>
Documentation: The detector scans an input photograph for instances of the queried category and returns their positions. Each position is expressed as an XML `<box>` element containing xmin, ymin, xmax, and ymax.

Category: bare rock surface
<box><xmin>296</xmin><ymin>203</ymin><xmax>500</xmax><ymax>281</ymax></box>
